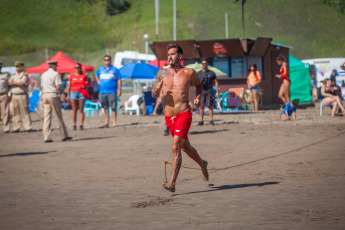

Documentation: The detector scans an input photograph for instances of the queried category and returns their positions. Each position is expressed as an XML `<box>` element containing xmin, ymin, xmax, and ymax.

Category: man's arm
<box><xmin>214</xmin><ymin>78</ymin><xmax>219</xmax><ymax>99</ymax></box>
<box><xmin>56</xmin><ymin>84</ymin><xmax>61</xmax><ymax>91</ymax></box>
<box><xmin>8</xmin><ymin>75</ymin><xmax>26</xmax><ymax>87</ymax></box>
<box><xmin>117</xmin><ymin>79</ymin><xmax>122</xmax><ymax>97</ymax></box>
<box><xmin>191</xmin><ymin>70</ymin><xmax>202</xmax><ymax>107</ymax></box>
<box><xmin>95</xmin><ymin>76</ymin><xmax>100</xmax><ymax>84</ymax></box>
<box><xmin>152</xmin><ymin>70</ymin><xmax>164</xmax><ymax>98</ymax></box>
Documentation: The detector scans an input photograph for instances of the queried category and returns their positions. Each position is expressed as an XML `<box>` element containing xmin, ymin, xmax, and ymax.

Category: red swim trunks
<box><xmin>165</xmin><ymin>110</ymin><xmax>193</xmax><ymax>141</ymax></box>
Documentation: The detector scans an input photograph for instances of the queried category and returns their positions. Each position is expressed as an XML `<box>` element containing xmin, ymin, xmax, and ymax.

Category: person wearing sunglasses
<box><xmin>66</xmin><ymin>63</ymin><xmax>88</xmax><ymax>130</ymax></box>
<box><xmin>95</xmin><ymin>55</ymin><xmax>122</xmax><ymax>128</ymax></box>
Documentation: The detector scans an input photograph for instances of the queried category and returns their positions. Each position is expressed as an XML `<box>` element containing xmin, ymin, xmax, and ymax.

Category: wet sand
<box><xmin>0</xmin><ymin>100</ymin><xmax>345</xmax><ymax>229</ymax></box>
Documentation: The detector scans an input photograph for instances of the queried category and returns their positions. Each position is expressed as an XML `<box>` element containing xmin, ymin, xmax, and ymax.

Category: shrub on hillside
<box><xmin>105</xmin><ymin>0</ymin><xmax>130</xmax><ymax>15</ymax></box>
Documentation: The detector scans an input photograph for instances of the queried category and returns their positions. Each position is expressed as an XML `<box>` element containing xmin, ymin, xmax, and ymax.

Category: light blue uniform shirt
<box><xmin>95</xmin><ymin>65</ymin><xmax>122</xmax><ymax>94</ymax></box>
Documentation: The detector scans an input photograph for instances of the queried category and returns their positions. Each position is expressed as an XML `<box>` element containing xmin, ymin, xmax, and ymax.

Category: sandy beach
<box><xmin>0</xmin><ymin>99</ymin><xmax>345</xmax><ymax>230</ymax></box>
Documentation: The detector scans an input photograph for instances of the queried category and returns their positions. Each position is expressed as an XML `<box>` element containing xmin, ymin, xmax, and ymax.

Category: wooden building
<box><xmin>150</xmin><ymin>38</ymin><xmax>291</xmax><ymax>105</ymax></box>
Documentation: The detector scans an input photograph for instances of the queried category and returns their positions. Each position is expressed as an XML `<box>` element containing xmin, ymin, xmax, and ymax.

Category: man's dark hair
<box><xmin>49</xmin><ymin>63</ymin><xmax>57</xmax><ymax>68</ymax></box>
<box><xmin>292</xmin><ymin>99</ymin><xmax>299</xmax><ymax>106</ymax></box>
<box><xmin>201</xmin><ymin>58</ymin><xmax>208</xmax><ymax>63</ymax></box>
<box><xmin>104</xmin><ymin>55</ymin><xmax>112</xmax><ymax>60</ymax></box>
<box><xmin>167</xmin><ymin>44</ymin><xmax>183</xmax><ymax>55</ymax></box>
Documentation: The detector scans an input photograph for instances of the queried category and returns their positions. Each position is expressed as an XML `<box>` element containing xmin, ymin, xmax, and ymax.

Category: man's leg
<box><xmin>182</xmin><ymin>139</ymin><xmax>209</xmax><ymax>181</ymax></box>
<box><xmin>42</xmin><ymin>95</ymin><xmax>53</xmax><ymax>141</ymax></box>
<box><xmin>208</xmin><ymin>106</ymin><xmax>214</xmax><ymax>122</ymax></box>
<box><xmin>111</xmin><ymin>108</ymin><xmax>117</xmax><ymax>126</ymax></box>
<box><xmin>50</xmin><ymin>96</ymin><xmax>69</xmax><ymax>139</ymax></box>
<box><xmin>198</xmin><ymin>106</ymin><xmax>204</xmax><ymax>125</ymax></box>
<box><xmin>20</xmin><ymin>95</ymin><xmax>32</xmax><ymax>131</ymax></box>
<box><xmin>0</xmin><ymin>95</ymin><xmax>10</xmax><ymax>132</ymax></box>
<box><xmin>11</xmin><ymin>95</ymin><xmax>21</xmax><ymax>131</ymax></box>
<box><xmin>163</xmin><ymin>135</ymin><xmax>185</xmax><ymax>192</ymax></box>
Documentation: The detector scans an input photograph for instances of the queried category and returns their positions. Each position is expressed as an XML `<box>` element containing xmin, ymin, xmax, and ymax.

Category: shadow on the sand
<box><xmin>0</xmin><ymin>151</ymin><xmax>56</xmax><ymax>158</ymax></box>
<box><xmin>189</xmin><ymin>129</ymin><xmax>229</xmax><ymax>135</ymax></box>
<box><xmin>171</xmin><ymin>181</ymin><xmax>279</xmax><ymax>196</ymax></box>
<box><xmin>72</xmin><ymin>136</ymin><xmax>116</xmax><ymax>142</ymax></box>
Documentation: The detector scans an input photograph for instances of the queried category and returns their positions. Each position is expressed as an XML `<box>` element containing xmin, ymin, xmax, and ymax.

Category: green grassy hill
<box><xmin>1</xmin><ymin>0</ymin><xmax>345</xmax><ymax>67</ymax></box>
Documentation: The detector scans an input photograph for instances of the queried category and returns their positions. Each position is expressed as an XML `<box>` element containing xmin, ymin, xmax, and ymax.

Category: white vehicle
<box><xmin>302</xmin><ymin>58</ymin><xmax>345</xmax><ymax>87</ymax></box>
<box><xmin>113</xmin><ymin>51</ymin><xmax>155</xmax><ymax>68</ymax></box>
<box><xmin>1</xmin><ymin>66</ymin><xmax>16</xmax><ymax>76</ymax></box>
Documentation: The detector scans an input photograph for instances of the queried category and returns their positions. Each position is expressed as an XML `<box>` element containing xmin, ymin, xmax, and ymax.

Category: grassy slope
<box><xmin>0</xmin><ymin>0</ymin><xmax>344</xmax><ymax>66</ymax></box>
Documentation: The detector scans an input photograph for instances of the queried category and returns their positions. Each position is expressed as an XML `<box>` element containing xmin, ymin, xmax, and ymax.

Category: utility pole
<box><xmin>173</xmin><ymin>0</ymin><xmax>176</xmax><ymax>41</ymax></box>
<box><xmin>225</xmin><ymin>13</ymin><xmax>228</xmax><ymax>39</ymax></box>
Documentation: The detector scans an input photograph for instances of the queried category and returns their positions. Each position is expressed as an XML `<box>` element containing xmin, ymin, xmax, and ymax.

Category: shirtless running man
<box><xmin>152</xmin><ymin>44</ymin><xmax>209</xmax><ymax>192</ymax></box>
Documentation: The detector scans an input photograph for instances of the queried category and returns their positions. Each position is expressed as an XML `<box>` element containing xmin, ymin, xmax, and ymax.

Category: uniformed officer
<box><xmin>41</xmin><ymin>61</ymin><xmax>72</xmax><ymax>142</ymax></box>
<box><xmin>8</xmin><ymin>61</ymin><xmax>32</xmax><ymax>132</ymax></box>
<box><xmin>0</xmin><ymin>61</ymin><xmax>11</xmax><ymax>133</ymax></box>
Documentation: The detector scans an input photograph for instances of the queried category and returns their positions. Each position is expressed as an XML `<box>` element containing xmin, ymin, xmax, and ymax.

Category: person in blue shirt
<box><xmin>281</xmin><ymin>99</ymin><xmax>299</xmax><ymax>121</ymax></box>
<box><xmin>95</xmin><ymin>55</ymin><xmax>122</xmax><ymax>128</ymax></box>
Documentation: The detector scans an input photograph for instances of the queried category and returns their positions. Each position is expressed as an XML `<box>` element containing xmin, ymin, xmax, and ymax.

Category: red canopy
<box><xmin>26</xmin><ymin>51</ymin><xmax>94</xmax><ymax>74</ymax></box>
<box><xmin>148</xmin><ymin>59</ymin><xmax>184</xmax><ymax>69</ymax></box>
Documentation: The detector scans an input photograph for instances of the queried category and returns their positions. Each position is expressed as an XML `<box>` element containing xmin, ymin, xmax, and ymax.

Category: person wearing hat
<box><xmin>8</xmin><ymin>61</ymin><xmax>32</xmax><ymax>132</ymax></box>
<box><xmin>40</xmin><ymin>61</ymin><xmax>72</xmax><ymax>142</ymax></box>
<box><xmin>0</xmin><ymin>61</ymin><xmax>11</xmax><ymax>133</ymax></box>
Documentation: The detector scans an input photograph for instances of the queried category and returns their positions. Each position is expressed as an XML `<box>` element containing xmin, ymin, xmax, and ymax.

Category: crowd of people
<box><xmin>0</xmin><ymin>50</ymin><xmax>344</xmax><ymax>140</ymax></box>
<box><xmin>0</xmin><ymin>44</ymin><xmax>345</xmax><ymax>192</ymax></box>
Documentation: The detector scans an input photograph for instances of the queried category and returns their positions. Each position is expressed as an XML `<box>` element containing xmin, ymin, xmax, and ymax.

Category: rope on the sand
<box><xmin>164</xmin><ymin>130</ymin><xmax>345</xmax><ymax>172</ymax></box>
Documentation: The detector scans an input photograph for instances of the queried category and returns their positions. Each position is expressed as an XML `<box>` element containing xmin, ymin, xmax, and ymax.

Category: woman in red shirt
<box><xmin>66</xmin><ymin>63</ymin><xmax>88</xmax><ymax>130</ymax></box>
<box><xmin>275</xmin><ymin>55</ymin><xmax>291</xmax><ymax>105</ymax></box>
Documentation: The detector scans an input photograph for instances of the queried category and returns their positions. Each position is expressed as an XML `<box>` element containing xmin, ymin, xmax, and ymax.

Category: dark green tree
<box><xmin>105</xmin><ymin>0</ymin><xmax>130</xmax><ymax>15</ymax></box>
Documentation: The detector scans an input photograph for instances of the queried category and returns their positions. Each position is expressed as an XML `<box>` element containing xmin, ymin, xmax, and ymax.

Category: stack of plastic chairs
<box><xmin>83</xmin><ymin>100</ymin><xmax>100</xmax><ymax>117</ymax></box>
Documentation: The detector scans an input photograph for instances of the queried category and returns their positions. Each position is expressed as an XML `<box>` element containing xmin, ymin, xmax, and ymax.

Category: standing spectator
<box><xmin>0</xmin><ymin>61</ymin><xmax>11</xmax><ymax>133</ymax></box>
<box><xmin>246</xmin><ymin>63</ymin><xmax>262</xmax><ymax>112</ymax></box>
<box><xmin>59</xmin><ymin>74</ymin><xmax>68</xmax><ymax>103</ymax></box>
<box><xmin>95</xmin><ymin>55</ymin><xmax>122</xmax><ymax>128</ymax></box>
<box><xmin>275</xmin><ymin>55</ymin><xmax>291</xmax><ymax>105</ymax></box>
<box><xmin>41</xmin><ymin>61</ymin><xmax>72</xmax><ymax>142</ymax></box>
<box><xmin>197</xmin><ymin>58</ymin><xmax>219</xmax><ymax>126</ymax></box>
<box><xmin>310</xmin><ymin>73</ymin><xmax>318</xmax><ymax>102</ymax></box>
<box><xmin>8</xmin><ymin>61</ymin><xmax>32</xmax><ymax>132</ymax></box>
<box><xmin>92</xmin><ymin>78</ymin><xmax>99</xmax><ymax>100</ymax></box>
<box><xmin>66</xmin><ymin>63</ymin><xmax>88</xmax><ymax>130</ymax></box>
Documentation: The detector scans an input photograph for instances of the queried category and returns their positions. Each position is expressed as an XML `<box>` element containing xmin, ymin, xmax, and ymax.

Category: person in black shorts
<box><xmin>197</xmin><ymin>58</ymin><xmax>219</xmax><ymax>125</ymax></box>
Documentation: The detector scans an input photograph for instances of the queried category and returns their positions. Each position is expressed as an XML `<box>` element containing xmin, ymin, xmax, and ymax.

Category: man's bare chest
<box><xmin>162</xmin><ymin>75</ymin><xmax>189</xmax><ymax>91</ymax></box>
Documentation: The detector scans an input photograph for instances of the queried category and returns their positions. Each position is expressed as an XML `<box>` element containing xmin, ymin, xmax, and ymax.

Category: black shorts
<box><xmin>200</xmin><ymin>92</ymin><xmax>214</xmax><ymax>107</ymax></box>
<box><xmin>99</xmin><ymin>93</ymin><xmax>117</xmax><ymax>109</ymax></box>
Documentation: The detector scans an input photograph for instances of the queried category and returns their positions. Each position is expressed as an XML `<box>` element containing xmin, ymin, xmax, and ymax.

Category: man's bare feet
<box><xmin>202</xmin><ymin>160</ymin><xmax>209</xmax><ymax>182</ymax></box>
<box><xmin>163</xmin><ymin>182</ymin><xmax>175</xmax><ymax>192</ymax></box>
<box><xmin>99</xmin><ymin>123</ymin><xmax>109</xmax><ymax>128</ymax></box>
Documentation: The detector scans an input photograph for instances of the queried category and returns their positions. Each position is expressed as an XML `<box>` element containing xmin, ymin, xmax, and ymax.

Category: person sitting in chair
<box><xmin>321</xmin><ymin>79</ymin><xmax>345</xmax><ymax>117</ymax></box>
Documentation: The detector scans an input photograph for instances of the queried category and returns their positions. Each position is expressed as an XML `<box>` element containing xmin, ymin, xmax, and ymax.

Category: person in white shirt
<box><xmin>41</xmin><ymin>61</ymin><xmax>72</xmax><ymax>142</ymax></box>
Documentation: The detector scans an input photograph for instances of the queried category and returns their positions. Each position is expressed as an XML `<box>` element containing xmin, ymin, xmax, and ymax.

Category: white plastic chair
<box><xmin>124</xmin><ymin>95</ymin><xmax>140</xmax><ymax>116</ymax></box>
